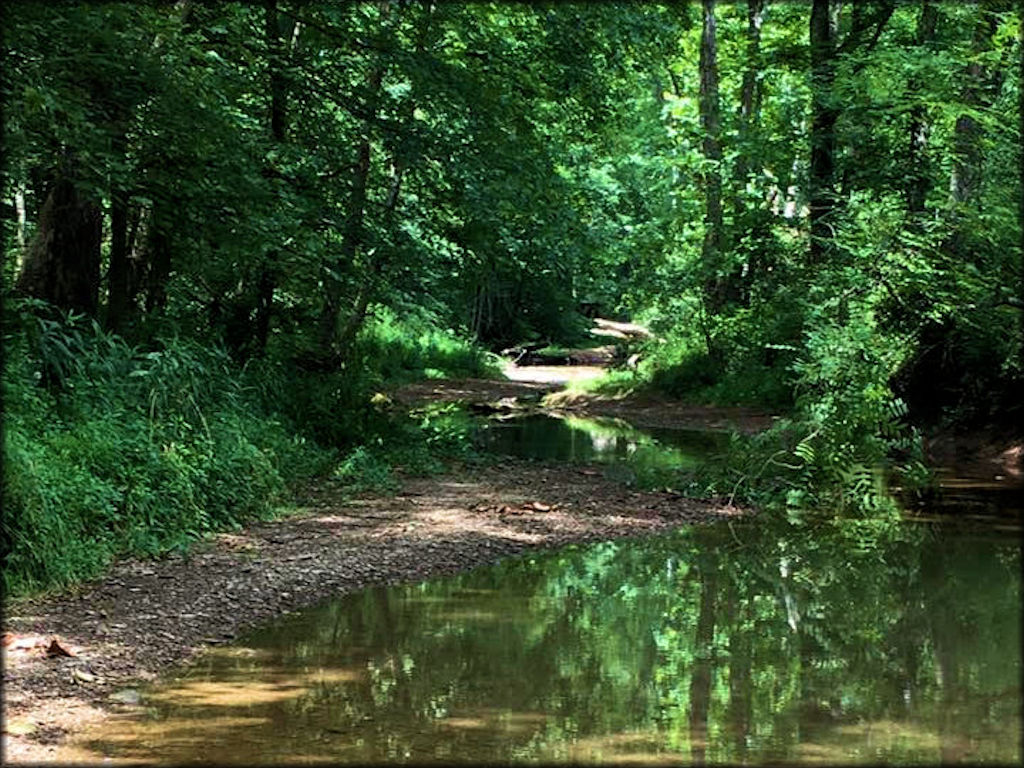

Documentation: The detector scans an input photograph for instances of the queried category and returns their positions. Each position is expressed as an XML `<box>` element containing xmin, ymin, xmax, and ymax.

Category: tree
<box><xmin>808</xmin><ymin>0</ymin><xmax>838</xmax><ymax>265</ymax></box>
<box><xmin>14</xmin><ymin>167</ymin><xmax>101</xmax><ymax>316</ymax></box>
<box><xmin>905</xmin><ymin>0</ymin><xmax>938</xmax><ymax>215</ymax></box>
<box><xmin>699</xmin><ymin>0</ymin><xmax>725</xmax><ymax>327</ymax></box>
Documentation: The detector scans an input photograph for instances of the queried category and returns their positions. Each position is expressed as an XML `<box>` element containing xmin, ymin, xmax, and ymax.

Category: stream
<box><xmin>61</xmin><ymin>413</ymin><xmax>1021</xmax><ymax>764</ymax></box>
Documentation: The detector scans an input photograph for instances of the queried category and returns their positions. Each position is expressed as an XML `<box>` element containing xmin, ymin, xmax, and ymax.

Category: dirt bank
<box><xmin>3</xmin><ymin>458</ymin><xmax>742</xmax><ymax>763</ymax></box>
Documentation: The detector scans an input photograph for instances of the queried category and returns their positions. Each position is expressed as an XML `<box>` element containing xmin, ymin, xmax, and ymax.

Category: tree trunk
<box><xmin>699</xmin><ymin>0</ymin><xmax>725</xmax><ymax>319</ymax></box>
<box><xmin>736</xmin><ymin>0</ymin><xmax>764</xmax><ymax>184</ymax></box>
<box><xmin>949</xmin><ymin>2</ymin><xmax>999</xmax><ymax>206</ymax></box>
<box><xmin>734</xmin><ymin>0</ymin><xmax>766</xmax><ymax>306</ymax></box>
<box><xmin>906</xmin><ymin>0</ymin><xmax>938</xmax><ymax>214</ymax></box>
<box><xmin>131</xmin><ymin>0</ymin><xmax>197</xmax><ymax>322</ymax></box>
<box><xmin>105</xmin><ymin>126</ymin><xmax>134</xmax><ymax>332</ymax></box>
<box><xmin>266</xmin><ymin>0</ymin><xmax>288</xmax><ymax>145</ymax></box>
<box><xmin>15</xmin><ymin>170</ymin><xmax>102</xmax><ymax>316</ymax></box>
<box><xmin>250</xmin><ymin>0</ymin><xmax>295</xmax><ymax>358</ymax></box>
<box><xmin>808</xmin><ymin>0</ymin><xmax>838</xmax><ymax>265</ymax></box>
<box><xmin>318</xmin><ymin>83</ymin><xmax>380</xmax><ymax>360</ymax></box>
<box><xmin>333</xmin><ymin>159</ymin><xmax>406</xmax><ymax>354</ymax></box>
<box><xmin>318</xmin><ymin>2</ymin><xmax>434</xmax><ymax>363</ymax></box>
<box><xmin>14</xmin><ymin>188</ymin><xmax>27</xmax><ymax>251</ymax></box>
<box><xmin>143</xmin><ymin>205</ymin><xmax>172</xmax><ymax>314</ymax></box>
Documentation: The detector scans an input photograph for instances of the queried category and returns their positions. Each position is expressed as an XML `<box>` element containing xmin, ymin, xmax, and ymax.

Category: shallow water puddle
<box><xmin>481</xmin><ymin>413</ymin><xmax>1023</xmax><ymax>528</ymax></box>
<box><xmin>63</xmin><ymin>515</ymin><xmax>1019</xmax><ymax>765</ymax></box>
<box><xmin>474</xmin><ymin>413</ymin><xmax>728</xmax><ymax>484</ymax></box>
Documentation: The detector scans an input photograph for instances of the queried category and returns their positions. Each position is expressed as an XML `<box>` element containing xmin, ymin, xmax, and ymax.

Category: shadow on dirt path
<box><xmin>3</xmin><ymin>456</ymin><xmax>741</xmax><ymax>763</ymax></box>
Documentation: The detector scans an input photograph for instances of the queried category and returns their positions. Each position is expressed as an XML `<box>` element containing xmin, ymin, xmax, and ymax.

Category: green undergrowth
<box><xmin>356</xmin><ymin>307</ymin><xmax>502</xmax><ymax>384</ymax></box>
<box><xmin>1</xmin><ymin>301</ymin><xmax>490</xmax><ymax>598</ymax></box>
<box><xmin>330</xmin><ymin>403</ymin><xmax>482</xmax><ymax>495</ymax></box>
<box><xmin>563</xmin><ymin>290</ymin><xmax>934</xmax><ymax>517</ymax></box>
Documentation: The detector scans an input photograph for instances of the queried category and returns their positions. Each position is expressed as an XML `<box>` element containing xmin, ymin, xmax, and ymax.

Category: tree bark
<box><xmin>906</xmin><ymin>0</ymin><xmax>938</xmax><ymax>215</ymax></box>
<box><xmin>333</xmin><ymin>159</ymin><xmax>406</xmax><ymax>354</ymax></box>
<box><xmin>699</xmin><ymin>0</ymin><xmax>725</xmax><ymax>318</ymax></box>
<box><xmin>733</xmin><ymin>0</ymin><xmax>766</xmax><ymax>306</ymax></box>
<box><xmin>809</xmin><ymin>0</ymin><xmax>838</xmax><ymax>265</ymax></box>
<box><xmin>736</xmin><ymin>0</ymin><xmax>764</xmax><ymax>181</ymax></box>
<box><xmin>949</xmin><ymin>2</ymin><xmax>999</xmax><ymax>206</ymax></box>
<box><xmin>250</xmin><ymin>0</ymin><xmax>295</xmax><ymax>358</ymax></box>
<box><xmin>105</xmin><ymin>125</ymin><xmax>134</xmax><ymax>332</ymax></box>
<box><xmin>143</xmin><ymin>206</ymin><xmax>172</xmax><ymax>314</ymax></box>
<box><xmin>15</xmin><ymin>169</ymin><xmax>102</xmax><ymax>317</ymax></box>
<box><xmin>317</xmin><ymin>76</ymin><xmax>380</xmax><ymax>360</ymax></box>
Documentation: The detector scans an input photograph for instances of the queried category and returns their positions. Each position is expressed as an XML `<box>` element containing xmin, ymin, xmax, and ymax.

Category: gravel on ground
<box><xmin>2</xmin><ymin>458</ymin><xmax>744</xmax><ymax>763</ymax></box>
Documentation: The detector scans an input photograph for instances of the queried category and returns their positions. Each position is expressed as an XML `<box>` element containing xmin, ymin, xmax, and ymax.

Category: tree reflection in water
<box><xmin>71</xmin><ymin>516</ymin><xmax>1020</xmax><ymax>765</ymax></box>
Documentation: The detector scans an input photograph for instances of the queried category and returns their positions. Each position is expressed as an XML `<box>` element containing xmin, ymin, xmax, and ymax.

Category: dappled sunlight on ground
<box><xmin>4</xmin><ymin>453</ymin><xmax>729</xmax><ymax>763</ymax></box>
<box><xmin>502</xmin><ymin>363</ymin><xmax>606</xmax><ymax>384</ymax></box>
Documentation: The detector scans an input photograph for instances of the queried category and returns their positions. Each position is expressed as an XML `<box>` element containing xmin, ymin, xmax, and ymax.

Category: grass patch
<box><xmin>1</xmin><ymin>302</ymin><xmax>489</xmax><ymax>597</ymax></box>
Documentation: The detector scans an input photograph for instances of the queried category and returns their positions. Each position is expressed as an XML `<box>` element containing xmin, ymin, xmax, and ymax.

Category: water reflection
<box><xmin>474</xmin><ymin>414</ymin><xmax>728</xmax><ymax>485</ymax></box>
<box><xmin>479</xmin><ymin>414</ymin><xmax>1023</xmax><ymax>529</ymax></box>
<box><xmin>67</xmin><ymin>519</ymin><xmax>1020</xmax><ymax>764</ymax></box>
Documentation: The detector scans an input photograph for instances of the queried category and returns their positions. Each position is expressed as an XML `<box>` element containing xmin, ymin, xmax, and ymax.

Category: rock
<box><xmin>109</xmin><ymin>689</ymin><xmax>142</xmax><ymax>705</ymax></box>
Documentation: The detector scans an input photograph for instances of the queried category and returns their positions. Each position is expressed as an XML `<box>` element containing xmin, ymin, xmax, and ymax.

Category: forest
<box><xmin>2</xmin><ymin>0</ymin><xmax>1022</xmax><ymax>599</ymax></box>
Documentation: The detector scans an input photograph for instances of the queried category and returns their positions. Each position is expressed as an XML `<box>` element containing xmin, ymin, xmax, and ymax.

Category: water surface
<box><xmin>66</xmin><ymin>517</ymin><xmax>1020</xmax><ymax>764</ymax></box>
<box><xmin>474</xmin><ymin>413</ymin><xmax>729</xmax><ymax>487</ymax></box>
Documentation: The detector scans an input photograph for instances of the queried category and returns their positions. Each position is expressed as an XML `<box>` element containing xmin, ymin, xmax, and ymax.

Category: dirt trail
<box><xmin>395</xmin><ymin>365</ymin><xmax>779</xmax><ymax>434</ymax></box>
<box><xmin>3</xmin><ymin>458</ymin><xmax>743</xmax><ymax>763</ymax></box>
<box><xmin>3</xmin><ymin>366</ymin><xmax>771</xmax><ymax>762</ymax></box>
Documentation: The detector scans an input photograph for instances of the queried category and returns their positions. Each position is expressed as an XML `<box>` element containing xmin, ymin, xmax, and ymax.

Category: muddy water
<box><xmin>62</xmin><ymin>417</ymin><xmax>1021</xmax><ymax>765</ymax></box>
<box><xmin>475</xmin><ymin>413</ymin><xmax>728</xmax><ymax>479</ymax></box>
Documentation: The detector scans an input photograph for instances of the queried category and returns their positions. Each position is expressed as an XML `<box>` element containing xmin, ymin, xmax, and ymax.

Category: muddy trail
<box><xmin>3</xmin><ymin>365</ymin><xmax>751</xmax><ymax>763</ymax></box>
<box><xmin>394</xmin><ymin>361</ymin><xmax>779</xmax><ymax>434</ymax></box>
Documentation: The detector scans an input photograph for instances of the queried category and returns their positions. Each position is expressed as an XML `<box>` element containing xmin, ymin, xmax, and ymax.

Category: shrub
<box><xmin>1</xmin><ymin>301</ymin><xmax>333</xmax><ymax>595</ymax></box>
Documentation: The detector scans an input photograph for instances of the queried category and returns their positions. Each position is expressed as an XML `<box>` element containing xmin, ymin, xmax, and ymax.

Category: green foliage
<box><xmin>355</xmin><ymin>307</ymin><xmax>501</xmax><ymax>385</ymax></box>
<box><xmin>2</xmin><ymin>0</ymin><xmax>1021</xmax><ymax>591</ymax></box>
<box><xmin>332</xmin><ymin>447</ymin><xmax>399</xmax><ymax>496</ymax></box>
<box><xmin>1</xmin><ymin>301</ymin><xmax>336</xmax><ymax>595</ymax></box>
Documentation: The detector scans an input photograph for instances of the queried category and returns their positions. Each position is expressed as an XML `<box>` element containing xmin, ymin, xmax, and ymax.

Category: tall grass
<box><xmin>356</xmin><ymin>306</ymin><xmax>502</xmax><ymax>383</ymax></box>
<box><xmin>1</xmin><ymin>301</ymin><xmax>491</xmax><ymax>597</ymax></box>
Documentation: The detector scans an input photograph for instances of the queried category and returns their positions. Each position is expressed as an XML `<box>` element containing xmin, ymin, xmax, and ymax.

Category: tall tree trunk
<box><xmin>14</xmin><ymin>188</ymin><xmax>27</xmax><ymax>251</ymax></box>
<box><xmin>251</xmin><ymin>0</ymin><xmax>294</xmax><ymax>358</ymax></box>
<box><xmin>15</xmin><ymin>168</ymin><xmax>102</xmax><ymax>316</ymax></box>
<box><xmin>734</xmin><ymin>0</ymin><xmax>766</xmax><ymax>305</ymax></box>
<box><xmin>267</xmin><ymin>0</ymin><xmax>288</xmax><ymax>145</ymax></box>
<box><xmin>105</xmin><ymin>125</ymin><xmax>134</xmax><ymax>332</ymax></box>
<box><xmin>906</xmin><ymin>0</ymin><xmax>938</xmax><ymax>215</ymax></box>
<box><xmin>333</xmin><ymin>159</ymin><xmax>406</xmax><ymax>354</ymax></box>
<box><xmin>949</xmin><ymin>2</ymin><xmax>999</xmax><ymax>206</ymax></box>
<box><xmin>736</xmin><ymin>0</ymin><xmax>764</xmax><ymax>186</ymax></box>
<box><xmin>317</xmin><ymin>73</ymin><xmax>380</xmax><ymax>361</ymax></box>
<box><xmin>143</xmin><ymin>205</ymin><xmax>172</xmax><ymax>314</ymax></box>
<box><xmin>699</xmin><ymin>0</ymin><xmax>725</xmax><ymax>321</ymax></box>
<box><xmin>132</xmin><ymin>0</ymin><xmax>198</xmax><ymax>323</ymax></box>
<box><xmin>808</xmin><ymin>0</ymin><xmax>838</xmax><ymax>265</ymax></box>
